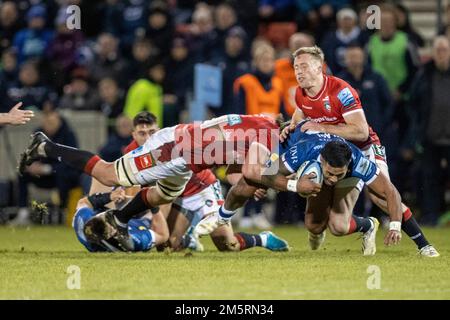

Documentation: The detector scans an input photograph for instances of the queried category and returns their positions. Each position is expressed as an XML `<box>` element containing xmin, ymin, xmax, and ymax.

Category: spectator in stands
<box><xmin>0</xmin><ymin>49</ymin><xmax>19</xmax><ymax>104</ymax></box>
<box><xmin>189</xmin><ymin>3</ymin><xmax>216</xmax><ymax>62</ymax></box>
<box><xmin>0</xmin><ymin>1</ymin><xmax>22</xmax><ymax>54</ymax></box>
<box><xmin>88</xmin><ymin>33</ymin><xmax>129</xmax><ymax>87</ymax></box>
<box><xmin>409</xmin><ymin>36</ymin><xmax>450</xmax><ymax>226</ymax></box>
<box><xmin>438</xmin><ymin>3</ymin><xmax>450</xmax><ymax>37</ymax></box>
<box><xmin>47</xmin><ymin>9</ymin><xmax>85</xmax><ymax>87</ymax></box>
<box><xmin>394</xmin><ymin>4</ymin><xmax>424</xmax><ymax>48</ymax></box>
<box><xmin>234</xmin><ymin>43</ymin><xmax>282</xmax><ymax>118</ymax></box>
<box><xmin>234</xmin><ymin>43</ymin><xmax>282</xmax><ymax>229</ymax></box>
<box><xmin>209</xmin><ymin>26</ymin><xmax>250</xmax><ymax>116</ymax></box>
<box><xmin>338</xmin><ymin>45</ymin><xmax>393</xmax><ymax>142</ymax></box>
<box><xmin>97</xmin><ymin>77</ymin><xmax>125</xmax><ymax>129</ymax></box>
<box><xmin>164</xmin><ymin>37</ymin><xmax>195</xmax><ymax>126</ymax></box>
<box><xmin>367</xmin><ymin>4</ymin><xmax>419</xmax><ymax>105</ymax></box>
<box><xmin>4</xmin><ymin>60</ymin><xmax>54</xmax><ymax>111</ymax></box>
<box><xmin>12</xmin><ymin>4</ymin><xmax>54</xmax><ymax>64</ymax></box>
<box><xmin>59</xmin><ymin>67</ymin><xmax>100</xmax><ymax>111</ymax></box>
<box><xmin>258</xmin><ymin>0</ymin><xmax>297</xmax><ymax>22</ymax></box>
<box><xmin>145</xmin><ymin>1</ymin><xmax>174</xmax><ymax>61</ymax></box>
<box><xmin>124</xmin><ymin>62</ymin><xmax>164</xmax><ymax>128</ymax></box>
<box><xmin>367</xmin><ymin>4</ymin><xmax>420</xmax><ymax>188</ymax></box>
<box><xmin>321</xmin><ymin>8</ymin><xmax>369</xmax><ymax>74</ymax></box>
<box><xmin>128</xmin><ymin>37</ymin><xmax>156</xmax><ymax>86</ymax></box>
<box><xmin>99</xmin><ymin>114</ymin><xmax>133</xmax><ymax>162</ymax></box>
<box><xmin>275</xmin><ymin>32</ymin><xmax>315</xmax><ymax>117</ymax></box>
<box><xmin>14</xmin><ymin>108</ymin><xmax>81</xmax><ymax>225</ymax></box>
<box><xmin>209</xmin><ymin>3</ymin><xmax>239</xmax><ymax>58</ymax></box>
<box><xmin>295</xmin><ymin>0</ymin><xmax>350</xmax><ymax>42</ymax></box>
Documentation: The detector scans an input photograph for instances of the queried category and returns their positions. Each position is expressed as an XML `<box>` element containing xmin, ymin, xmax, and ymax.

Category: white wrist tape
<box><xmin>287</xmin><ymin>180</ymin><xmax>298</xmax><ymax>193</ymax></box>
<box><xmin>389</xmin><ymin>221</ymin><xmax>401</xmax><ymax>232</ymax></box>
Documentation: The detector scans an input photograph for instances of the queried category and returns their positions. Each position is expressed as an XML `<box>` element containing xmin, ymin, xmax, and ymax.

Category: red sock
<box><xmin>84</xmin><ymin>155</ymin><xmax>101</xmax><ymax>175</ymax></box>
<box><xmin>403</xmin><ymin>208</ymin><xmax>412</xmax><ymax>222</ymax></box>
<box><xmin>347</xmin><ymin>217</ymin><xmax>357</xmax><ymax>234</ymax></box>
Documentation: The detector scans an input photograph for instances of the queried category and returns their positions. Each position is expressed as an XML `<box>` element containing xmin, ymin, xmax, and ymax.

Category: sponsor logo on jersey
<box><xmin>337</xmin><ymin>87</ymin><xmax>355</xmax><ymax>109</ymax></box>
<box><xmin>289</xmin><ymin>146</ymin><xmax>298</xmax><ymax>164</ymax></box>
<box><xmin>131</xmin><ymin>145</ymin><xmax>144</xmax><ymax>154</ymax></box>
<box><xmin>323</xmin><ymin>96</ymin><xmax>331</xmax><ymax>112</ymax></box>
<box><xmin>354</xmin><ymin>157</ymin><xmax>370</xmax><ymax>176</ymax></box>
<box><xmin>302</xmin><ymin>104</ymin><xmax>313</xmax><ymax>110</ymax></box>
<box><xmin>135</xmin><ymin>153</ymin><xmax>154</xmax><ymax>170</ymax></box>
<box><xmin>227</xmin><ymin>114</ymin><xmax>242</xmax><ymax>126</ymax></box>
<box><xmin>305</xmin><ymin>116</ymin><xmax>338</xmax><ymax>123</ymax></box>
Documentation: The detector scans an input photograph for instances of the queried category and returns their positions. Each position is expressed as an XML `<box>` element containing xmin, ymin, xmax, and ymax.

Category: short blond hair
<box><xmin>292</xmin><ymin>45</ymin><xmax>324</xmax><ymax>63</ymax></box>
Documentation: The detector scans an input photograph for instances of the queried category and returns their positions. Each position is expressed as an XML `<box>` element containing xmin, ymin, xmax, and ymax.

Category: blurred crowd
<box><xmin>0</xmin><ymin>0</ymin><xmax>449</xmax><ymax>227</ymax></box>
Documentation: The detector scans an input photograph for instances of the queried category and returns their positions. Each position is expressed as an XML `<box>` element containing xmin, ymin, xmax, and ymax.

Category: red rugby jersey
<box><xmin>295</xmin><ymin>74</ymin><xmax>380</xmax><ymax>149</ymax></box>
<box><xmin>123</xmin><ymin>140</ymin><xmax>216</xmax><ymax>197</ymax></box>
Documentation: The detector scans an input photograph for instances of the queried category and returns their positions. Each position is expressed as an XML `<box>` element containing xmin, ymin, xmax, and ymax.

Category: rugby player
<box><xmin>279</xmin><ymin>46</ymin><xmax>439</xmax><ymax>257</ymax></box>
<box><xmin>73</xmin><ymin>187</ymin><xmax>168</xmax><ymax>252</ymax></box>
<box><xmin>19</xmin><ymin>114</ymin><xmax>321</xmax><ymax>246</ymax></box>
<box><xmin>197</xmin><ymin>121</ymin><xmax>407</xmax><ymax>254</ymax></box>
<box><xmin>121</xmin><ymin>112</ymin><xmax>289</xmax><ymax>252</ymax></box>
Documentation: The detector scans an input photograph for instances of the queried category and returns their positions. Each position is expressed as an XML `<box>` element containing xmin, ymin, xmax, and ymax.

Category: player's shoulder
<box><xmin>123</xmin><ymin>140</ymin><xmax>139</xmax><ymax>154</ymax></box>
<box><xmin>327</xmin><ymin>75</ymin><xmax>354</xmax><ymax>92</ymax></box>
<box><xmin>327</xmin><ymin>75</ymin><xmax>359</xmax><ymax>107</ymax></box>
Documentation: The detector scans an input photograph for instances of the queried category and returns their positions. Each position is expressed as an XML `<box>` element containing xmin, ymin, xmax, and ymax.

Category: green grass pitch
<box><xmin>0</xmin><ymin>225</ymin><xmax>449</xmax><ymax>299</ymax></box>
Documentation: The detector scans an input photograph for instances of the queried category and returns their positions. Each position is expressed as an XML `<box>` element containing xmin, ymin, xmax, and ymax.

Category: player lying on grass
<box><xmin>197</xmin><ymin>121</ymin><xmax>431</xmax><ymax>256</ymax></box>
<box><xmin>120</xmin><ymin>112</ymin><xmax>289</xmax><ymax>252</ymax></box>
<box><xmin>279</xmin><ymin>45</ymin><xmax>439</xmax><ymax>257</ymax></box>
<box><xmin>73</xmin><ymin>186</ymin><xmax>168</xmax><ymax>252</ymax></box>
<box><xmin>19</xmin><ymin>114</ymin><xmax>320</xmax><ymax>247</ymax></box>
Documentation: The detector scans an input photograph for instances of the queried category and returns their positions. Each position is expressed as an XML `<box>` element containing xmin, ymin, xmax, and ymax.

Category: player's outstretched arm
<box><xmin>0</xmin><ymin>102</ymin><xmax>34</xmax><ymax>125</ymax></box>
<box><xmin>366</xmin><ymin>172</ymin><xmax>403</xmax><ymax>246</ymax></box>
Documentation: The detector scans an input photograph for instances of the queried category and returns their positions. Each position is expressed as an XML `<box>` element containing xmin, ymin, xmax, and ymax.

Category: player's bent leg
<box><xmin>210</xmin><ymin>223</ymin><xmax>289</xmax><ymax>252</ymax></box>
<box><xmin>144</xmin><ymin>211</ymin><xmax>169</xmax><ymax>246</ymax></box>
<box><xmin>329</xmin><ymin>186</ymin><xmax>379</xmax><ymax>256</ymax></box>
<box><xmin>304</xmin><ymin>185</ymin><xmax>332</xmax><ymax>250</ymax></box>
<box><xmin>210</xmin><ymin>224</ymin><xmax>240</xmax><ymax>251</ymax></box>
<box><xmin>166</xmin><ymin>206</ymin><xmax>193</xmax><ymax>251</ymax></box>
<box><xmin>196</xmin><ymin>177</ymin><xmax>257</xmax><ymax>236</ymax></box>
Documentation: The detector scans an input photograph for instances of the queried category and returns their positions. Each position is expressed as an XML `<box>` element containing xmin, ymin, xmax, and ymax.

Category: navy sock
<box><xmin>115</xmin><ymin>188</ymin><xmax>157</xmax><ymax>223</ymax></box>
<box><xmin>402</xmin><ymin>209</ymin><xmax>429</xmax><ymax>249</ymax></box>
<box><xmin>234</xmin><ymin>233</ymin><xmax>262</xmax><ymax>251</ymax></box>
<box><xmin>348</xmin><ymin>215</ymin><xmax>373</xmax><ymax>234</ymax></box>
<box><xmin>44</xmin><ymin>140</ymin><xmax>98</xmax><ymax>173</ymax></box>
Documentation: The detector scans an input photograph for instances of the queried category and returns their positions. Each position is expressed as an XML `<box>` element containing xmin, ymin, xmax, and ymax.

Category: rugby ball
<box><xmin>295</xmin><ymin>160</ymin><xmax>323</xmax><ymax>197</ymax></box>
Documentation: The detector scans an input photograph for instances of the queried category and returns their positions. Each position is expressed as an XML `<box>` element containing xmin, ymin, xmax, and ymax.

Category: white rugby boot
<box><xmin>362</xmin><ymin>217</ymin><xmax>379</xmax><ymax>256</ymax></box>
<box><xmin>194</xmin><ymin>211</ymin><xmax>230</xmax><ymax>237</ymax></box>
<box><xmin>419</xmin><ymin>245</ymin><xmax>440</xmax><ymax>257</ymax></box>
<box><xmin>308</xmin><ymin>231</ymin><xmax>326</xmax><ymax>250</ymax></box>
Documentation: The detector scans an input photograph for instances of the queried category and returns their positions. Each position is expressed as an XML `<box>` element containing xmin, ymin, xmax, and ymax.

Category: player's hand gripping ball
<box><xmin>295</xmin><ymin>160</ymin><xmax>323</xmax><ymax>197</ymax></box>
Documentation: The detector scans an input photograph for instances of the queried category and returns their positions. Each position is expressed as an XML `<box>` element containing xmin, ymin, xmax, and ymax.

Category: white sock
<box><xmin>218</xmin><ymin>206</ymin><xmax>235</xmax><ymax>221</ymax></box>
<box><xmin>260</xmin><ymin>233</ymin><xmax>268</xmax><ymax>247</ymax></box>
